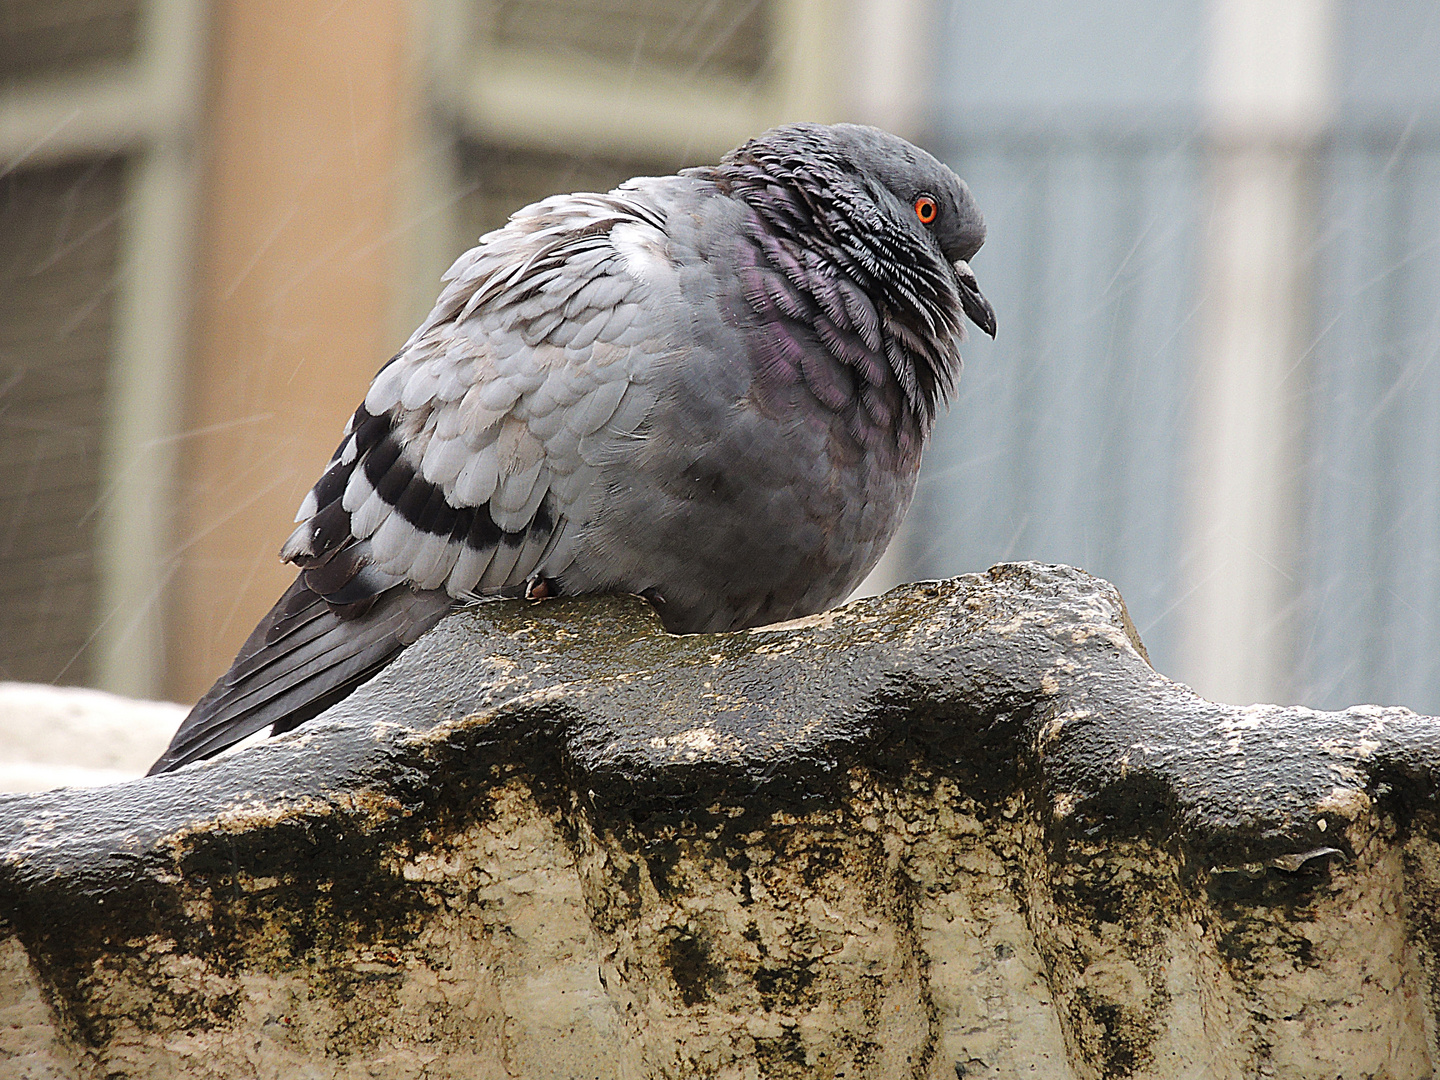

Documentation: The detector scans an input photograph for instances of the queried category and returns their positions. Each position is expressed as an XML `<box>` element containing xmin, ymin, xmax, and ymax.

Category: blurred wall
<box><xmin>1</xmin><ymin>0</ymin><xmax>1436</xmax><ymax>717</ymax></box>
<box><xmin>0</xmin><ymin>0</ymin><xmax>205</xmax><ymax>698</ymax></box>
<box><xmin>0</xmin><ymin>0</ymin><xmax>847</xmax><ymax>703</ymax></box>
<box><xmin>915</xmin><ymin>0</ymin><xmax>1440</xmax><ymax>712</ymax></box>
<box><xmin>170</xmin><ymin>1</ymin><xmax>411</xmax><ymax>703</ymax></box>
<box><xmin>166</xmin><ymin>0</ymin><xmax>842</xmax><ymax>704</ymax></box>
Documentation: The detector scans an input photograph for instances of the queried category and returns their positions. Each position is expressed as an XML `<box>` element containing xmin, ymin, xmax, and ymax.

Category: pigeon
<box><xmin>149</xmin><ymin>122</ymin><xmax>995</xmax><ymax>774</ymax></box>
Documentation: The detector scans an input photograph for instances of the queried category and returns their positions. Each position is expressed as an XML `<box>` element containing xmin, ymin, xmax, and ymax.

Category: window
<box><xmin>0</xmin><ymin>0</ymin><xmax>204</xmax><ymax>695</ymax></box>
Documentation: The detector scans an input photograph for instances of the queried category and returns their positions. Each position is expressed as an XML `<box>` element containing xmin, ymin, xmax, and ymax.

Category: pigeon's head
<box><xmin>824</xmin><ymin>124</ymin><xmax>995</xmax><ymax>339</ymax></box>
<box><xmin>721</xmin><ymin>122</ymin><xmax>996</xmax><ymax>342</ymax></box>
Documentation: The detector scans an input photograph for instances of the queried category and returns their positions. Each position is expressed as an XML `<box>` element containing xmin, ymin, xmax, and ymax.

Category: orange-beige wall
<box><xmin>170</xmin><ymin>2</ymin><xmax>412</xmax><ymax>703</ymax></box>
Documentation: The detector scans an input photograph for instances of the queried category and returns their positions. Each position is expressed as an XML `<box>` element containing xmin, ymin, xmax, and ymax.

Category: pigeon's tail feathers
<box><xmin>148</xmin><ymin>576</ymin><xmax>455</xmax><ymax>774</ymax></box>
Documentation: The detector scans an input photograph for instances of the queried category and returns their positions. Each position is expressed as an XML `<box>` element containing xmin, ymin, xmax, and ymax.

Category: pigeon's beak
<box><xmin>953</xmin><ymin>260</ymin><xmax>996</xmax><ymax>338</ymax></box>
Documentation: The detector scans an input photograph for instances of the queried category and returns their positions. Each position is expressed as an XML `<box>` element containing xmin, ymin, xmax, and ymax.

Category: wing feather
<box><xmin>152</xmin><ymin>187</ymin><xmax>684</xmax><ymax>773</ymax></box>
<box><xmin>147</xmin><ymin>579</ymin><xmax>453</xmax><ymax>773</ymax></box>
<box><xmin>419</xmin><ymin>434</ymin><xmax>470</xmax><ymax>487</ymax></box>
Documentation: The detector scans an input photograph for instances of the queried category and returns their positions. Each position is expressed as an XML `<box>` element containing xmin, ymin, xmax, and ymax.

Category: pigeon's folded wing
<box><xmin>150</xmin><ymin>191</ymin><xmax>682</xmax><ymax>773</ymax></box>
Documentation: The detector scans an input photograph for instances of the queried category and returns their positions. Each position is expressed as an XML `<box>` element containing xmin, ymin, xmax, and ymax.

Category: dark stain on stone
<box><xmin>643</xmin><ymin>835</ymin><xmax>687</xmax><ymax>900</ymax></box>
<box><xmin>1072</xmin><ymin>990</ymin><xmax>1149</xmax><ymax>1079</ymax></box>
<box><xmin>752</xmin><ymin>961</ymin><xmax>816</xmax><ymax>1008</ymax></box>
<box><xmin>663</xmin><ymin>929</ymin><xmax>720</xmax><ymax>1006</ymax></box>
<box><xmin>796</xmin><ymin>841</ymin><xmax>845</xmax><ymax>886</ymax></box>
<box><xmin>611</xmin><ymin>857</ymin><xmax>646</xmax><ymax>923</ymax></box>
<box><xmin>1089</xmin><ymin>998</ymin><xmax>1142</xmax><ymax>1076</ymax></box>
<box><xmin>753</xmin><ymin>1026</ymin><xmax>808</xmax><ymax>1071</ymax></box>
<box><xmin>1205</xmin><ymin>857</ymin><xmax>1335</xmax><ymax>913</ymax></box>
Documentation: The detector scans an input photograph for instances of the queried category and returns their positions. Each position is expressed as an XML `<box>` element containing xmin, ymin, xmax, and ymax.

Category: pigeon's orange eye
<box><xmin>914</xmin><ymin>195</ymin><xmax>938</xmax><ymax>225</ymax></box>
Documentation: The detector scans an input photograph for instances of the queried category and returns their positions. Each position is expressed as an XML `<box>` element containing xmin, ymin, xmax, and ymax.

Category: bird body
<box><xmin>151</xmin><ymin>123</ymin><xmax>994</xmax><ymax>774</ymax></box>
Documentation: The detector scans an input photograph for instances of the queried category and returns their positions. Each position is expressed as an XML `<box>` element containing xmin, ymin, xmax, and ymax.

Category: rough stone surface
<box><xmin>2</xmin><ymin>562</ymin><xmax>1439</xmax><ymax>1079</ymax></box>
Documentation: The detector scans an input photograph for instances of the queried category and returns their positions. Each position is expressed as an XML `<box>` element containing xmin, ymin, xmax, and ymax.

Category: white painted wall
<box><xmin>0</xmin><ymin>683</ymin><xmax>182</xmax><ymax>792</ymax></box>
<box><xmin>1184</xmin><ymin>0</ymin><xmax>1338</xmax><ymax>704</ymax></box>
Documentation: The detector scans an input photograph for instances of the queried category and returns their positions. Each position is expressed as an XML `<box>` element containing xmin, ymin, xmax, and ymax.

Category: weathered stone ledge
<box><xmin>2</xmin><ymin>562</ymin><xmax>1438</xmax><ymax>1078</ymax></box>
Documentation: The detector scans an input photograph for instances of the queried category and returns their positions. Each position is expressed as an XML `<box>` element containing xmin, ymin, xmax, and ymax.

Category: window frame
<box><xmin>0</xmin><ymin>0</ymin><xmax>208</xmax><ymax>697</ymax></box>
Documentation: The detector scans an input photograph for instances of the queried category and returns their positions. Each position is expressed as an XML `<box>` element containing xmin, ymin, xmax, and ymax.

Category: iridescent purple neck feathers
<box><xmin>696</xmin><ymin>123</ymin><xmax>988</xmax><ymax>433</ymax></box>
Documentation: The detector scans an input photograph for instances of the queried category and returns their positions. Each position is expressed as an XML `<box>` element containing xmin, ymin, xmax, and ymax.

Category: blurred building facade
<box><xmin>914</xmin><ymin>0</ymin><xmax>1440</xmax><ymax>713</ymax></box>
<box><xmin>0</xmin><ymin>0</ymin><xmax>1436</xmax><ymax>715</ymax></box>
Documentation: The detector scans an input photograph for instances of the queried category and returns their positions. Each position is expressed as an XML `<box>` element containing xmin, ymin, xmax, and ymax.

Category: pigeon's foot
<box><xmin>524</xmin><ymin>576</ymin><xmax>558</xmax><ymax>600</ymax></box>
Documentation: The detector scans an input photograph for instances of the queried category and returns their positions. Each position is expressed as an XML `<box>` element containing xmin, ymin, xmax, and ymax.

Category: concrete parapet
<box><xmin>2</xmin><ymin>563</ymin><xmax>1437</xmax><ymax>1078</ymax></box>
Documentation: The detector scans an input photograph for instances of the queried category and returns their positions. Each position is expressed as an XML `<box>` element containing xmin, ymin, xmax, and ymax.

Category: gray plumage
<box><xmin>150</xmin><ymin>123</ymin><xmax>994</xmax><ymax>774</ymax></box>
